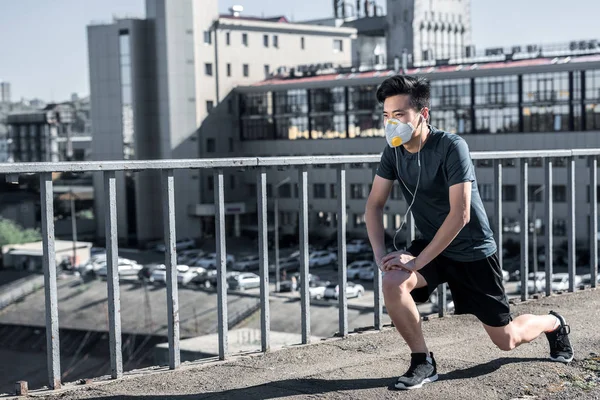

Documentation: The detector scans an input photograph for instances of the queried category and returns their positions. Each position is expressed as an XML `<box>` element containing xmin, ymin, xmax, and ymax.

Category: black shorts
<box><xmin>407</xmin><ymin>239</ymin><xmax>512</xmax><ymax>327</ymax></box>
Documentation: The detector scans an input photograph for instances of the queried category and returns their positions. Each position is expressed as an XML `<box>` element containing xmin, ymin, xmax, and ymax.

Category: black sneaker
<box><xmin>545</xmin><ymin>311</ymin><xmax>574</xmax><ymax>363</ymax></box>
<box><xmin>395</xmin><ymin>352</ymin><xmax>438</xmax><ymax>390</ymax></box>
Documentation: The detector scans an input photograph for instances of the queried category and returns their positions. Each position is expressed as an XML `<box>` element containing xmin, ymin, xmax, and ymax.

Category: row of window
<box><xmin>203</xmin><ymin>30</ymin><xmax>343</xmax><ymax>52</ymax></box>
<box><xmin>240</xmin><ymin>70</ymin><xmax>600</xmax><ymax>139</ymax></box>
<box><xmin>479</xmin><ymin>184</ymin><xmax>600</xmax><ymax>203</ymax></box>
<box><xmin>205</xmin><ymin>63</ymin><xmax>253</xmax><ymax>78</ymax></box>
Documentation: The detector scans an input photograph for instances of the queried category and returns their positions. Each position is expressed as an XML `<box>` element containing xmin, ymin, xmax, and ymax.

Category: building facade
<box><xmin>386</xmin><ymin>0</ymin><xmax>472</xmax><ymax>64</ymax></box>
<box><xmin>87</xmin><ymin>0</ymin><xmax>357</xmax><ymax>245</ymax></box>
<box><xmin>0</xmin><ymin>82</ymin><xmax>10</xmax><ymax>104</ymax></box>
<box><xmin>209</xmin><ymin>51</ymin><xmax>600</xmax><ymax>251</ymax></box>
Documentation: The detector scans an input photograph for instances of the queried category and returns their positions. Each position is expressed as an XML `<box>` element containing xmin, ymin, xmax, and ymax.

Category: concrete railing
<box><xmin>0</xmin><ymin>149</ymin><xmax>598</xmax><ymax>390</ymax></box>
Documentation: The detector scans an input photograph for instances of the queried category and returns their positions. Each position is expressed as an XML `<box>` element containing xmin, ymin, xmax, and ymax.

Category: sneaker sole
<box><xmin>550</xmin><ymin>355</ymin><xmax>574</xmax><ymax>363</ymax></box>
<box><xmin>395</xmin><ymin>374</ymin><xmax>439</xmax><ymax>390</ymax></box>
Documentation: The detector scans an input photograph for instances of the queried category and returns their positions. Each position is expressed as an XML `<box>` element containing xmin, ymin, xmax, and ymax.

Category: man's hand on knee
<box><xmin>378</xmin><ymin>250</ymin><xmax>415</xmax><ymax>272</ymax></box>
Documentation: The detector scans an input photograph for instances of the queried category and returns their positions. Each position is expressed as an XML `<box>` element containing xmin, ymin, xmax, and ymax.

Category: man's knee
<box><xmin>382</xmin><ymin>270</ymin><xmax>415</xmax><ymax>296</ymax></box>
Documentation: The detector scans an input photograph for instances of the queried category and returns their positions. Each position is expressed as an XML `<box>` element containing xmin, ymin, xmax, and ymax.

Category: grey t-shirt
<box><xmin>376</xmin><ymin>126</ymin><xmax>497</xmax><ymax>262</ymax></box>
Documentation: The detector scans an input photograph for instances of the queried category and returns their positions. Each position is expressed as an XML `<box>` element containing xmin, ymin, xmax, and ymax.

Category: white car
<box><xmin>227</xmin><ymin>272</ymin><xmax>261</xmax><ymax>290</ymax></box>
<box><xmin>346</xmin><ymin>261</ymin><xmax>374</xmax><ymax>280</ymax></box>
<box><xmin>516</xmin><ymin>272</ymin><xmax>546</xmax><ymax>293</ymax></box>
<box><xmin>550</xmin><ymin>273</ymin><xmax>583</xmax><ymax>291</ymax></box>
<box><xmin>581</xmin><ymin>273</ymin><xmax>600</xmax><ymax>286</ymax></box>
<box><xmin>96</xmin><ymin>262</ymin><xmax>143</xmax><ymax>280</ymax></box>
<box><xmin>308</xmin><ymin>281</ymin><xmax>328</xmax><ymax>300</ymax></box>
<box><xmin>194</xmin><ymin>252</ymin><xmax>236</xmax><ymax>268</ymax></box>
<box><xmin>346</xmin><ymin>239</ymin><xmax>370</xmax><ymax>254</ymax></box>
<box><xmin>309</xmin><ymin>251</ymin><xmax>337</xmax><ymax>268</ymax></box>
<box><xmin>82</xmin><ymin>256</ymin><xmax>137</xmax><ymax>274</ymax></box>
<box><xmin>151</xmin><ymin>264</ymin><xmax>201</xmax><ymax>285</ymax></box>
<box><xmin>233</xmin><ymin>255</ymin><xmax>261</xmax><ymax>271</ymax></box>
<box><xmin>358</xmin><ymin>263</ymin><xmax>379</xmax><ymax>281</ymax></box>
<box><xmin>323</xmin><ymin>282</ymin><xmax>365</xmax><ymax>300</ymax></box>
<box><xmin>155</xmin><ymin>237</ymin><xmax>196</xmax><ymax>253</ymax></box>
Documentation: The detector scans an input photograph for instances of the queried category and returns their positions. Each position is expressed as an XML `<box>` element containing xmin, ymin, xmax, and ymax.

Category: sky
<box><xmin>0</xmin><ymin>0</ymin><xmax>599</xmax><ymax>101</ymax></box>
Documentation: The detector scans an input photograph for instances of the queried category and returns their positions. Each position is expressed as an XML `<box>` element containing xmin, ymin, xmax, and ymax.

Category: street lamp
<box><xmin>274</xmin><ymin>176</ymin><xmax>291</xmax><ymax>292</ymax></box>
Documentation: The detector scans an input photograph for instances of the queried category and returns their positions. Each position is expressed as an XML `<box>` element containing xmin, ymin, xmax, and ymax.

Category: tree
<box><xmin>0</xmin><ymin>218</ymin><xmax>42</xmax><ymax>248</ymax></box>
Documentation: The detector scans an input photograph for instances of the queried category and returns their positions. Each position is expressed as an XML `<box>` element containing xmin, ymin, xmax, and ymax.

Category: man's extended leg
<box><xmin>483</xmin><ymin>311</ymin><xmax>573</xmax><ymax>362</ymax></box>
<box><xmin>382</xmin><ymin>269</ymin><xmax>429</xmax><ymax>353</ymax></box>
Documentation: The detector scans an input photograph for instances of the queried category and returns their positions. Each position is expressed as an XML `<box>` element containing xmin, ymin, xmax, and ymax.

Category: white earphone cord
<box><xmin>392</xmin><ymin>121</ymin><xmax>424</xmax><ymax>251</ymax></box>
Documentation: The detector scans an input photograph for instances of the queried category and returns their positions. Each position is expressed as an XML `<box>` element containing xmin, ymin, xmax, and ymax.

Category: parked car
<box><xmin>308</xmin><ymin>280</ymin><xmax>328</xmax><ymax>300</ymax></box>
<box><xmin>323</xmin><ymin>282</ymin><xmax>365</xmax><ymax>300</ymax></box>
<box><xmin>550</xmin><ymin>273</ymin><xmax>583</xmax><ymax>291</ymax></box>
<box><xmin>194</xmin><ymin>252</ymin><xmax>236</xmax><ymax>268</ymax></box>
<box><xmin>309</xmin><ymin>251</ymin><xmax>337</xmax><ymax>268</ymax></box>
<box><xmin>358</xmin><ymin>263</ymin><xmax>379</xmax><ymax>281</ymax></box>
<box><xmin>177</xmin><ymin>249</ymin><xmax>204</xmax><ymax>265</ymax></box>
<box><xmin>227</xmin><ymin>272</ymin><xmax>261</xmax><ymax>291</ymax></box>
<box><xmin>269</xmin><ymin>255</ymin><xmax>300</xmax><ymax>274</ymax></box>
<box><xmin>346</xmin><ymin>261</ymin><xmax>370</xmax><ymax>280</ymax></box>
<box><xmin>581</xmin><ymin>273</ymin><xmax>600</xmax><ymax>286</ymax></box>
<box><xmin>155</xmin><ymin>237</ymin><xmax>196</xmax><ymax>253</ymax></box>
<box><xmin>233</xmin><ymin>255</ymin><xmax>261</xmax><ymax>271</ymax></box>
<box><xmin>150</xmin><ymin>264</ymin><xmax>200</xmax><ymax>285</ymax></box>
<box><xmin>137</xmin><ymin>263</ymin><xmax>163</xmax><ymax>283</ymax></box>
<box><xmin>97</xmin><ymin>261</ymin><xmax>143</xmax><ymax>280</ymax></box>
<box><xmin>346</xmin><ymin>239</ymin><xmax>370</xmax><ymax>254</ymax></box>
<box><xmin>516</xmin><ymin>272</ymin><xmax>546</xmax><ymax>293</ymax></box>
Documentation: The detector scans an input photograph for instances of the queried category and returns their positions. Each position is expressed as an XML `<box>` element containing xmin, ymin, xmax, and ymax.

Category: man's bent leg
<box><xmin>483</xmin><ymin>314</ymin><xmax>559</xmax><ymax>351</ymax></box>
<box><xmin>382</xmin><ymin>270</ymin><xmax>429</xmax><ymax>353</ymax></box>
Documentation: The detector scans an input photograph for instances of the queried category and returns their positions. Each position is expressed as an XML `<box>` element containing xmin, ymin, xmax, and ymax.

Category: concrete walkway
<box><xmin>15</xmin><ymin>289</ymin><xmax>600</xmax><ymax>399</ymax></box>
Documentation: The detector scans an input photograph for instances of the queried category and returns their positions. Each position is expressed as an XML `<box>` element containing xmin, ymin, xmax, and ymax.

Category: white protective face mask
<box><xmin>384</xmin><ymin>113</ymin><xmax>423</xmax><ymax>148</ymax></box>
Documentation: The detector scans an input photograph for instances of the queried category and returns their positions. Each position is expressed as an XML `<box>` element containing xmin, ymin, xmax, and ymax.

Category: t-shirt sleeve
<box><xmin>445</xmin><ymin>138</ymin><xmax>475</xmax><ymax>186</ymax></box>
<box><xmin>375</xmin><ymin>146</ymin><xmax>397</xmax><ymax>181</ymax></box>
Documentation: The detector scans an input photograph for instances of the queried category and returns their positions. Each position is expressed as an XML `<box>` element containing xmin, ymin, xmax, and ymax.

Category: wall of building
<box><xmin>386</xmin><ymin>0</ymin><xmax>472</xmax><ymax>63</ymax></box>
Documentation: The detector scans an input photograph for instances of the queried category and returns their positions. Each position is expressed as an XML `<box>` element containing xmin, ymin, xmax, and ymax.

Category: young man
<box><xmin>365</xmin><ymin>75</ymin><xmax>573</xmax><ymax>390</ymax></box>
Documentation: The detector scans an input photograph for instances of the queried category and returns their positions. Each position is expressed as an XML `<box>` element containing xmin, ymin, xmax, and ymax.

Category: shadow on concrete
<box><xmin>438</xmin><ymin>356</ymin><xmax>550</xmax><ymax>381</ymax></box>
<box><xmin>53</xmin><ymin>357</ymin><xmax>555</xmax><ymax>399</ymax></box>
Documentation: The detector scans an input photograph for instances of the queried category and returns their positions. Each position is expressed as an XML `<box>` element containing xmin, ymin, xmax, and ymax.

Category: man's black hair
<box><xmin>375</xmin><ymin>75</ymin><xmax>431</xmax><ymax>110</ymax></box>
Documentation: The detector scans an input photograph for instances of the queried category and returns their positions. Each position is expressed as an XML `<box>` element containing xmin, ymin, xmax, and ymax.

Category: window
<box><xmin>553</xmin><ymin>185</ymin><xmax>567</xmax><ymax>203</ymax></box>
<box><xmin>226</xmin><ymin>63</ymin><xmax>232</xmax><ymax>77</ymax></box>
<box><xmin>206</xmin><ymin>100</ymin><xmax>214</xmax><ymax>113</ymax></box>
<box><xmin>243</xmin><ymin>64</ymin><xmax>249</xmax><ymax>77</ymax></box>
<box><xmin>204</xmin><ymin>31</ymin><xmax>212</xmax><ymax>45</ymax></box>
<box><xmin>225</xmin><ymin>32</ymin><xmax>231</xmax><ymax>46</ymax></box>
<box><xmin>554</xmin><ymin>219</ymin><xmax>567</xmax><ymax>236</ymax></box>
<box><xmin>313</xmin><ymin>184</ymin><xmax>326</xmax><ymax>199</ymax></box>
<box><xmin>279</xmin><ymin>183</ymin><xmax>292</xmax><ymax>198</ymax></box>
<box><xmin>330</xmin><ymin>183</ymin><xmax>337</xmax><ymax>199</ymax></box>
<box><xmin>264</xmin><ymin>65</ymin><xmax>270</xmax><ymax>78</ymax></box>
<box><xmin>354</xmin><ymin>213</ymin><xmax>366</xmax><ymax>227</ymax></box>
<box><xmin>263</xmin><ymin>34</ymin><xmax>269</xmax><ymax>47</ymax></box>
<box><xmin>267</xmin><ymin>184</ymin><xmax>273</xmax><ymax>197</ymax></box>
<box><xmin>528</xmin><ymin>185</ymin><xmax>543</xmax><ymax>202</ymax></box>
<box><xmin>479</xmin><ymin>184</ymin><xmax>493</xmax><ymax>202</ymax></box>
<box><xmin>227</xmin><ymin>99</ymin><xmax>233</xmax><ymax>114</ymax></box>
<box><xmin>301</xmin><ymin>37</ymin><xmax>305</xmax><ymax>50</ymax></box>
<box><xmin>273</xmin><ymin>35</ymin><xmax>279</xmax><ymax>48</ymax></box>
<box><xmin>487</xmin><ymin>82</ymin><xmax>505</xmax><ymax>104</ymax></box>
<box><xmin>350</xmin><ymin>184</ymin><xmax>365</xmax><ymax>199</ymax></box>
<box><xmin>334</xmin><ymin>39</ymin><xmax>343</xmax><ymax>52</ymax></box>
<box><xmin>502</xmin><ymin>185</ymin><xmax>517</xmax><ymax>202</ymax></box>
<box><xmin>205</xmin><ymin>63</ymin><xmax>213</xmax><ymax>76</ymax></box>
<box><xmin>206</xmin><ymin>138</ymin><xmax>216</xmax><ymax>153</ymax></box>
<box><xmin>208</xmin><ymin>176</ymin><xmax>214</xmax><ymax>191</ymax></box>
<box><xmin>230</xmin><ymin>175</ymin><xmax>235</xmax><ymax>190</ymax></box>
<box><xmin>247</xmin><ymin>184</ymin><xmax>256</xmax><ymax>196</ymax></box>
<box><xmin>242</xmin><ymin>33</ymin><xmax>248</xmax><ymax>46</ymax></box>
<box><xmin>294</xmin><ymin>183</ymin><xmax>299</xmax><ymax>198</ymax></box>
<box><xmin>228</xmin><ymin>137</ymin><xmax>234</xmax><ymax>152</ymax></box>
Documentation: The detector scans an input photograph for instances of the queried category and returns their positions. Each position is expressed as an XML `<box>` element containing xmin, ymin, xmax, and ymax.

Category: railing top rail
<box><xmin>1</xmin><ymin>149</ymin><xmax>600</xmax><ymax>174</ymax></box>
